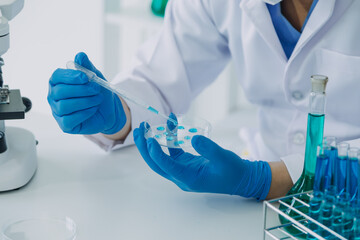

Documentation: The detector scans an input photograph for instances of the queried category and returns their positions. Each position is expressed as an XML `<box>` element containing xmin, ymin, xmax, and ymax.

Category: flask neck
<box><xmin>309</xmin><ymin>92</ymin><xmax>326</xmax><ymax>115</ymax></box>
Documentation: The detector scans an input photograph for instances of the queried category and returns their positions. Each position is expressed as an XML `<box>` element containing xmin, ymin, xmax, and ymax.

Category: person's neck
<box><xmin>281</xmin><ymin>0</ymin><xmax>314</xmax><ymax>32</ymax></box>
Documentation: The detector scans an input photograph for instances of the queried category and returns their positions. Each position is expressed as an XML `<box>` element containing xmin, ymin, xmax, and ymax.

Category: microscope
<box><xmin>0</xmin><ymin>0</ymin><xmax>37</xmax><ymax>192</ymax></box>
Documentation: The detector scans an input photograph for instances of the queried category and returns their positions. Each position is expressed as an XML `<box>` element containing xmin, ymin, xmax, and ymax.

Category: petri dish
<box><xmin>2</xmin><ymin>216</ymin><xmax>76</xmax><ymax>240</ymax></box>
<box><xmin>144</xmin><ymin>114</ymin><xmax>211</xmax><ymax>149</ymax></box>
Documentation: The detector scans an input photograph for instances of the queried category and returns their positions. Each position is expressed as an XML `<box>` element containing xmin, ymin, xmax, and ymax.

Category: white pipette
<box><xmin>66</xmin><ymin>61</ymin><xmax>178</xmax><ymax>126</ymax></box>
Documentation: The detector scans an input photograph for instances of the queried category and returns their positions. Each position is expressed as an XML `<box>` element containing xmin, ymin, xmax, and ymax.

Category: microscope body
<box><xmin>0</xmin><ymin>0</ymin><xmax>37</xmax><ymax>192</ymax></box>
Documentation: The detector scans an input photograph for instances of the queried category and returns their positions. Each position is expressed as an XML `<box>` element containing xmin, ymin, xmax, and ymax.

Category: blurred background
<box><xmin>4</xmin><ymin>0</ymin><xmax>254</xmax><ymax>127</ymax></box>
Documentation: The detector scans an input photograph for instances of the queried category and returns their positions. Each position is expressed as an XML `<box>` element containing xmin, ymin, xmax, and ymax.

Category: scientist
<box><xmin>47</xmin><ymin>0</ymin><xmax>360</xmax><ymax>200</ymax></box>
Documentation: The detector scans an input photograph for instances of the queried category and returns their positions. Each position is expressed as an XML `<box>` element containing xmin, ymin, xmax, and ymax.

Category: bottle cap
<box><xmin>311</xmin><ymin>75</ymin><xmax>328</xmax><ymax>93</ymax></box>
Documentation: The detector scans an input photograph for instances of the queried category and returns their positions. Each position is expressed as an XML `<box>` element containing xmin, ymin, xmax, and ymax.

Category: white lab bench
<box><xmin>0</xmin><ymin>111</ymin><xmax>263</xmax><ymax>240</ymax></box>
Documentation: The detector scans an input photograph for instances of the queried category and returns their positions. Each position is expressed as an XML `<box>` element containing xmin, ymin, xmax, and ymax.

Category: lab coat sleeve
<box><xmin>280</xmin><ymin>154</ymin><xmax>304</xmax><ymax>184</ymax></box>
<box><xmin>86</xmin><ymin>0</ymin><xmax>231</xmax><ymax>151</ymax></box>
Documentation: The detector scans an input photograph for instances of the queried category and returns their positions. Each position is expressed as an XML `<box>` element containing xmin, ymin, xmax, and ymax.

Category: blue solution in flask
<box><xmin>151</xmin><ymin>0</ymin><xmax>168</xmax><ymax>17</ymax></box>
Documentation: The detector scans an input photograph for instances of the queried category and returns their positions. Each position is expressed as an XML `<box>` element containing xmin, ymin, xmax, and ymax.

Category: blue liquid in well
<box><xmin>167</xmin><ymin>114</ymin><xmax>178</xmax><ymax>130</ymax></box>
<box><xmin>174</xmin><ymin>140</ymin><xmax>185</xmax><ymax>146</ymax></box>
<box><xmin>166</xmin><ymin>136</ymin><xmax>174</xmax><ymax>141</ymax></box>
<box><xmin>314</xmin><ymin>155</ymin><xmax>329</xmax><ymax>192</ymax></box>
<box><xmin>157</xmin><ymin>126</ymin><xmax>165</xmax><ymax>131</ymax></box>
<box><xmin>184</xmin><ymin>136</ymin><xmax>191</xmax><ymax>140</ymax></box>
<box><xmin>189</xmin><ymin>128</ymin><xmax>198</xmax><ymax>133</ymax></box>
<box><xmin>178</xmin><ymin>126</ymin><xmax>185</xmax><ymax>130</ymax></box>
<box><xmin>155</xmin><ymin>134</ymin><xmax>162</xmax><ymax>139</ymax></box>
<box><xmin>335</xmin><ymin>157</ymin><xmax>347</xmax><ymax>195</ymax></box>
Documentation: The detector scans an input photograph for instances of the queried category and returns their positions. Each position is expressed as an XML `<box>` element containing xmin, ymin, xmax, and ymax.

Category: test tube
<box><xmin>351</xmin><ymin>200</ymin><xmax>360</xmax><ymax>239</ymax></box>
<box><xmin>314</xmin><ymin>144</ymin><xmax>331</xmax><ymax>192</ymax></box>
<box><xmin>320</xmin><ymin>189</ymin><xmax>337</xmax><ymax>237</ymax></box>
<box><xmin>307</xmin><ymin>191</ymin><xmax>324</xmax><ymax>239</ymax></box>
<box><xmin>354</xmin><ymin>217</ymin><xmax>360</xmax><ymax>240</ymax></box>
<box><xmin>357</xmin><ymin>148</ymin><xmax>360</xmax><ymax>204</ymax></box>
<box><xmin>335</xmin><ymin>142</ymin><xmax>350</xmax><ymax>196</ymax></box>
<box><xmin>323</xmin><ymin>136</ymin><xmax>338</xmax><ymax>189</ymax></box>
<box><xmin>342</xmin><ymin>202</ymin><xmax>354</xmax><ymax>239</ymax></box>
<box><xmin>332</xmin><ymin>193</ymin><xmax>350</xmax><ymax>235</ymax></box>
<box><xmin>347</xmin><ymin>147</ymin><xmax>360</xmax><ymax>202</ymax></box>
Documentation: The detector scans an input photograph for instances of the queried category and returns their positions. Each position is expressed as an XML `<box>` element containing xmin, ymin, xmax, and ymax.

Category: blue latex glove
<box><xmin>48</xmin><ymin>52</ymin><xmax>126</xmax><ymax>135</ymax></box>
<box><xmin>133</xmin><ymin>121</ymin><xmax>272</xmax><ymax>200</ymax></box>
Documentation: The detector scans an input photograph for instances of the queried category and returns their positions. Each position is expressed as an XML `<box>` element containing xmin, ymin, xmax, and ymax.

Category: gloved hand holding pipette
<box><xmin>48</xmin><ymin>52</ymin><xmax>128</xmax><ymax>135</ymax></box>
<box><xmin>65</xmin><ymin>59</ymin><xmax>177</xmax><ymax>126</ymax></box>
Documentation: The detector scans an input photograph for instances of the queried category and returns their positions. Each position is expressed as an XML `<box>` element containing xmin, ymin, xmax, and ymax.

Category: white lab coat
<box><xmin>88</xmin><ymin>0</ymin><xmax>360</xmax><ymax>183</ymax></box>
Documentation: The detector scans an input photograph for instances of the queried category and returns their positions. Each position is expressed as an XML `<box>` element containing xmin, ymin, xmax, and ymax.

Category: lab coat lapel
<box><xmin>240</xmin><ymin>0</ymin><xmax>287</xmax><ymax>62</ymax></box>
<box><xmin>283</xmin><ymin>0</ymin><xmax>354</xmax><ymax>103</ymax></box>
<box><xmin>290</xmin><ymin>0</ymin><xmax>354</xmax><ymax>60</ymax></box>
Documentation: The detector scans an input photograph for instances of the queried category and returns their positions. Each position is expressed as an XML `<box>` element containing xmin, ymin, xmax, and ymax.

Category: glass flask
<box><xmin>287</xmin><ymin>75</ymin><xmax>328</xmax><ymax>196</ymax></box>
<box><xmin>280</xmin><ymin>75</ymin><xmax>329</xmax><ymax>237</ymax></box>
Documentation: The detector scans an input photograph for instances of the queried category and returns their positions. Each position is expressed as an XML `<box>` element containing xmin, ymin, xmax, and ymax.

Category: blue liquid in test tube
<box><xmin>323</xmin><ymin>136</ymin><xmax>338</xmax><ymax>189</ymax></box>
<box><xmin>307</xmin><ymin>191</ymin><xmax>323</xmax><ymax>239</ymax></box>
<box><xmin>353</xmin><ymin>201</ymin><xmax>360</xmax><ymax>239</ymax></box>
<box><xmin>314</xmin><ymin>147</ymin><xmax>330</xmax><ymax>192</ymax></box>
<box><xmin>335</xmin><ymin>142</ymin><xmax>350</xmax><ymax>196</ymax></box>
<box><xmin>347</xmin><ymin>148</ymin><xmax>360</xmax><ymax>202</ymax></box>
<box><xmin>332</xmin><ymin>193</ymin><xmax>350</xmax><ymax>235</ymax></box>
<box><xmin>342</xmin><ymin>204</ymin><xmax>354</xmax><ymax>239</ymax></box>
<box><xmin>354</xmin><ymin>218</ymin><xmax>360</xmax><ymax>240</ymax></box>
<box><xmin>320</xmin><ymin>189</ymin><xmax>336</xmax><ymax>237</ymax></box>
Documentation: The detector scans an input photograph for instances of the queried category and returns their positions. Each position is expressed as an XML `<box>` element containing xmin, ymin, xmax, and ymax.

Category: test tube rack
<box><xmin>263</xmin><ymin>191</ymin><xmax>348</xmax><ymax>240</ymax></box>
